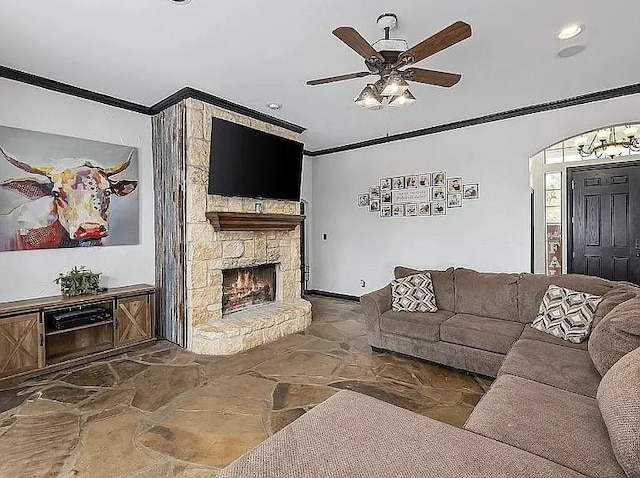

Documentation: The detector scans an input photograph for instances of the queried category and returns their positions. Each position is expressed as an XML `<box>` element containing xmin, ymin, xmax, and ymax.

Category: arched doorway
<box><xmin>530</xmin><ymin>123</ymin><xmax>640</xmax><ymax>283</ymax></box>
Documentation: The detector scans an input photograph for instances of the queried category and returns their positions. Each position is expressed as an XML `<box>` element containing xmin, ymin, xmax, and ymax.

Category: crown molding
<box><xmin>0</xmin><ymin>65</ymin><xmax>153</xmax><ymax>115</ymax></box>
<box><xmin>149</xmin><ymin>87</ymin><xmax>306</xmax><ymax>133</ymax></box>
<box><xmin>306</xmin><ymin>82</ymin><xmax>640</xmax><ymax>156</ymax></box>
<box><xmin>0</xmin><ymin>65</ymin><xmax>306</xmax><ymax>134</ymax></box>
<box><xmin>2</xmin><ymin>64</ymin><xmax>639</xmax><ymax>153</ymax></box>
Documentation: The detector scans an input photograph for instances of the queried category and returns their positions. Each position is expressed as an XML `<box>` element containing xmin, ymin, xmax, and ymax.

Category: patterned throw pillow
<box><xmin>531</xmin><ymin>284</ymin><xmax>603</xmax><ymax>343</ymax></box>
<box><xmin>391</xmin><ymin>273</ymin><xmax>438</xmax><ymax>313</ymax></box>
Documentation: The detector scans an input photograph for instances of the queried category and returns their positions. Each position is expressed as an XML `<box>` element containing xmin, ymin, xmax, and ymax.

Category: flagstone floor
<box><xmin>0</xmin><ymin>296</ymin><xmax>491</xmax><ymax>478</ymax></box>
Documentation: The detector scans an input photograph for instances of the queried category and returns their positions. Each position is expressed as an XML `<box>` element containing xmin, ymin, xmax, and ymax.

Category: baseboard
<box><xmin>306</xmin><ymin>290</ymin><xmax>360</xmax><ymax>302</ymax></box>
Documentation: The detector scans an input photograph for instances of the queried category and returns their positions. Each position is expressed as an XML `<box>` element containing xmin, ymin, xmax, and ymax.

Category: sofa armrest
<box><xmin>360</xmin><ymin>285</ymin><xmax>392</xmax><ymax>347</ymax></box>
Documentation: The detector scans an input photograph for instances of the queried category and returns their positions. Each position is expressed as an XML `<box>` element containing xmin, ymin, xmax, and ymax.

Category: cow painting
<box><xmin>0</xmin><ymin>143</ymin><xmax>138</xmax><ymax>251</ymax></box>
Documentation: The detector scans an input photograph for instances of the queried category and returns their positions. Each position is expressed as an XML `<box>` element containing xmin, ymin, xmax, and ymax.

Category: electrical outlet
<box><xmin>360</xmin><ymin>280</ymin><xmax>366</xmax><ymax>288</ymax></box>
<box><xmin>323</xmin><ymin>234</ymin><xmax>327</xmax><ymax>240</ymax></box>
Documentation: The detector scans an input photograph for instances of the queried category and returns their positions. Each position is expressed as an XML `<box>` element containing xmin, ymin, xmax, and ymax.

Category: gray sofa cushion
<box><xmin>589</xmin><ymin>297</ymin><xmax>640</xmax><ymax>376</ymax></box>
<box><xmin>465</xmin><ymin>374</ymin><xmax>625</xmax><ymax>478</ymax></box>
<box><xmin>499</xmin><ymin>339</ymin><xmax>601</xmax><ymax>398</ymax></box>
<box><xmin>440</xmin><ymin>314</ymin><xmax>523</xmax><ymax>354</ymax></box>
<box><xmin>219</xmin><ymin>390</ymin><xmax>585</xmax><ymax>478</ymax></box>
<box><xmin>517</xmin><ymin>273</ymin><xmax>615</xmax><ymax>324</ymax></box>
<box><xmin>520</xmin><ymin>325</ymin><xmax>588</xmax><ymax>350</ymax></box>
<box><xmin>454</xmin><ymin>268</ymin><xmax>519</xmax><ymax>322</ymax></box>
<box><xmin>380</xmin><ymin>310</ymin><xmax>453</xmax><ymax>341</ymax></box>
<box><xmin>395</xmin><ymin>266</ymin><xmax>455</xmax><ymax>311</ymax></box>
<box><xmin>593</xmin><ymin>285</ymin><xmax>640</xmax><ymax>329</ymax></box>
<box><xmin>597</xmin><ymin>347</ymin><xmax>640</xmax><ymax>478</ymax></box>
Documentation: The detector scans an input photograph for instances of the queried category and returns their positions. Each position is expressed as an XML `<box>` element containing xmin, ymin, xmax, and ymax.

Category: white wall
<box><xmin>0</xmin><ymin>78</ymin><xmax>154</xmax><ymax>302</ymax></box>
<box><xmin>311</xmin><ymin>93</ymin><xmax>640</xmax><ymax>296</ymax></box>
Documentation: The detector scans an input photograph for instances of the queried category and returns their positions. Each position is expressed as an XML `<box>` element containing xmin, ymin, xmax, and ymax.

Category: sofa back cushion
<box><xmin>454</xmin><ymin>268</ymin><xmax>519</xmax><ymax>321</ymax></box>
<box><xmin>518</xmin><ymin>273</ymin><xmax>615</xmax><ymax>323</ymax></box>
<box><xmin>589</xmin><ymin>297</ymin><xmax>640</xmax><ymax>376</ymax></box>
<box><xmin>597</xmin><ymin>346</ymin><xmax>640</xmax><ymax>477</ymax></box>
<box><xmin>394</xmin><ymin>266</ymin><xmax>455</xmax><ymax>311</ymax></box>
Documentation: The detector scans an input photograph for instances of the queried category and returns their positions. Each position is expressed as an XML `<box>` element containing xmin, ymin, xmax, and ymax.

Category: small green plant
<box><xmin>55</xmin><ymin>266</ymin><xmax>101</xmax><ymax>297</ymax></box>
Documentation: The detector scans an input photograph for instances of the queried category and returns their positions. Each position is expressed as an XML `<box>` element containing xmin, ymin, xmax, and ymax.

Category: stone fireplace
<box><xmin>222</xmin><ymin>264</ymin><xmax>276</xmax><ymax>315</ymax></box>
<box><xmin>181</xmin><ymin>98</ymin><xmax>312</xmax><ymax>356</ymax></box>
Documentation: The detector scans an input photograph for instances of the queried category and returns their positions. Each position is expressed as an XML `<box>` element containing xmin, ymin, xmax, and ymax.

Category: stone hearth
<box><xmin>184</xmin><ymin>98</ymin><xmax>311</xmax><ymax>355</ymax></box>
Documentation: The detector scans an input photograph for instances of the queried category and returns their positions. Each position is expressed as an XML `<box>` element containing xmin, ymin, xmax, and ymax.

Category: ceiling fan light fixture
<box><xmin>380</xmin><ymin>73</ymin><xmax>410</xmax><ymax>96</ymax></box>
<box><xmin>354</xmin><ymin>84</ymin><xmax>382</xmax><ymax>108</ymax></box>
<box><xmin>389</xmin><ymin>90</ymin><xmax>416</xmax><ymax>107</ymax></box>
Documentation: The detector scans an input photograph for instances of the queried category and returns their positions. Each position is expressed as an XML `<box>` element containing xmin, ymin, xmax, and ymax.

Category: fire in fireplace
<box><xmin>222</xmin><ymin>264</ymin><xmax>276</xmax><ymax>315</ymax></box>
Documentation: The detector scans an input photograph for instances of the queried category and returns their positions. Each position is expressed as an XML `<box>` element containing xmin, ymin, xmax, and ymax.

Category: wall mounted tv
<box><xmin>207</xmin><ymin>117</ymin><xmax>304</xmax><ymax>201</ymax></box>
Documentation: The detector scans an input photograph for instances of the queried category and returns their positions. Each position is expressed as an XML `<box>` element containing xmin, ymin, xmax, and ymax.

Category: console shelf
<box><xmin>0</xmin><ymin>284</ymin><xmax>155</xmax><ymax>381</ymax></box>
<box><xmin>45</xmin><ymin>320</ymin><xmax>114</xmax><ymax>336</ymax></box>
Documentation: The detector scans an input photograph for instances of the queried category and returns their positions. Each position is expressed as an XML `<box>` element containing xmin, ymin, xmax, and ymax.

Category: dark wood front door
<box><xmin>569</xmin><ymin>162</ymin><xmax>640</xmax><ymax>284</ymax></box>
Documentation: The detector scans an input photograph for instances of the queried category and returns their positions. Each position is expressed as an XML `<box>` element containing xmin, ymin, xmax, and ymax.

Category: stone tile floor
<box><xmin>0</xmin><ymin>296</ymin><xmax>491</xmax><ymax>477</ymax></box>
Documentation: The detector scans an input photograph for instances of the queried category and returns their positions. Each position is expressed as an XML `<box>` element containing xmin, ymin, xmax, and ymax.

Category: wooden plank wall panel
<box><xmin>151</xmin><ymin>103</ymin><xmax>187</xmax><ymax>347</ymax></box>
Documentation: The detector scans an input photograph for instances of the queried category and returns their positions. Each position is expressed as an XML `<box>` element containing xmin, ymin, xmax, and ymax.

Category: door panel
<box><xmin>116</xmin><ymin>295</ymin><xmax>152</xmax><ymax>346</ymax></box>
<box><xmin>570</xmin><ymin>163</ymin><xmax>640</xmax><ymax>284</ymax></box>
<box><xmin>0</xmin><ymin>313</ymin><xmax>42</xmax><ymax>378</ymax></box>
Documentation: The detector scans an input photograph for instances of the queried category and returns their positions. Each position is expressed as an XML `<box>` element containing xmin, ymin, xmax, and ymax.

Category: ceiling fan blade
<box><xmin>307</xmin><ymin>72</ymin><xmax>373</xmax><ymax>86</ymax></box>
<box><xmin>333</xmin><ymin>27</ymin><xmax>385</xmax><ymax>64</ymax></box>
<box><xmin>399</xmin><ymin>21</ymin><xmax>471</xmax><ymax>65</ymax></box>
<box><xmin>403</xmin><ymin>68</ymin><xmax>462</xmax><ymax>87</ymax></box>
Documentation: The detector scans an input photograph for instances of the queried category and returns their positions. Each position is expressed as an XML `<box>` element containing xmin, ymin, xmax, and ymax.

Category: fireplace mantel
<box><xmin>206</xmin><ymin>212</ymin><xmax>305</xmax><ymax>232</ymax></box>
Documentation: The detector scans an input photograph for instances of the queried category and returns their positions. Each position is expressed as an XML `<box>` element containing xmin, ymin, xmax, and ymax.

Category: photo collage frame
<box><xmin>357</xmin><ymin>172</ymin><xmax>479</xmax><ymax>218</ymax></box>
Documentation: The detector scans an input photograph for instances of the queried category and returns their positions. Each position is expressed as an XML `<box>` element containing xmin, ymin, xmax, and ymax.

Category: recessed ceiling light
<box><xmin>557</xmin><ymin>44</ymin><xmax>586</xmax><ymax>58</ymax></box>
<box><xmin>556</xmin><ymin>24</ymin><xmax>584</xmax><ymax>40</ymax></box>
<box><xmin>168</xmin><ymin>0</ymin><xmax>192</xmax><ymax>5</ymax></box>
<box><xmin>267</xmin><ymin>103</ymin><xmax>282</xmax><ymax>110</ymax></box>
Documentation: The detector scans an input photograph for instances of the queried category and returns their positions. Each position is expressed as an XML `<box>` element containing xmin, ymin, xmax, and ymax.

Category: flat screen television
<box><xmin>207</xmin><ymin>117</ymin><xmax>304</xmax><ymax>201</ymax></box>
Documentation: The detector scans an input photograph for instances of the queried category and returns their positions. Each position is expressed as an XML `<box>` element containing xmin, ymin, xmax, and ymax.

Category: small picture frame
<box><xmin>380</xmin><ymin>178</ymin><xmax>392</xmax><ymax>191</ymax></box>
<box><xmin>392</xmin><ymin>204</ymin><xmax>405</xmax><ymax>217</ymax></box>
<box><xmin>432</xmin><ymin>186</ymin><xmax>446</xmax><ymax>201</ymax></box>
<box><xmin>433</xmin><ymin>201</ymin><xmax>447</xmax><ymax>215</ymax></box>
<box><xmin>369</xmin><ymin>199</ymin><xmax>380</xmax><ymax>212</ymax></box>
<box><xmin>392</xmin><ymin>176</ymin><xmax>405</xmax><ymax>190</ymax></box>
<box><xmin>380</xmin><ymin>190</ymin><xmax>392</xmax><ymax>204</ymax></box>
<box><xmin>463</xmin><ymin>183</ymin><xmax>479</xmax><ymax>199</ymax></box>
<box><xmin>419</xmin><ymin>202</ymin><xmax>432</xmax><ymax>216</ymax></box>
<box><xmin>380</xmin><ymin>205</ymin><xmax>392</xmax><ymax>217</ymax></box>
<box><xmin>405</xmin><ymin>175</ymin><xmax>418</xmax><ymax>188</ymax></box>
<box><xmin>447</xmin><ymin>193</ymin><xmax>462</xmax><ymax>208</ymax></box>
<box><xmin>447</xmin><ymin>177</ymin><xmax>462</xmax><ymax>193</ymax></box>
<box><xmin>369</xmin><ymin>185</ymin><xmax>380</xmax><ymax>200</ymax></box>
<box><xmin>357</xmin><ymin>193</ymin><xmax>370</xmax><ymax>207</ymax></box>
<box><xmin>433</xmin><ymin>172</ymin><xmax>446</xmax><ymax>186</ymax></box>
<box><xmin>418</xmin><ymin>173</ymin><xmax>431</xmax><ymax>187</ymax></box>
<box><xmin>405</xmin><ymin>203</ymin><xmax>418</xmax><ymax>216</ymax></box>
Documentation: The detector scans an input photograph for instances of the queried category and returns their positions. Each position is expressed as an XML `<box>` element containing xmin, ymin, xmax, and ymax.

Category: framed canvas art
<box><xmin>0</xmin><ymin>125</ymin><xmax>139</xmax><ymax>252</ymax></box>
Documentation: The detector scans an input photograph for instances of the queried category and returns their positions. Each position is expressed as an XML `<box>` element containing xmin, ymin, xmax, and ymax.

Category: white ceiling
<box><xmin>1</xmin><ymin>0</ymin><xmax>639</xmax><ymax>151</ymax></box>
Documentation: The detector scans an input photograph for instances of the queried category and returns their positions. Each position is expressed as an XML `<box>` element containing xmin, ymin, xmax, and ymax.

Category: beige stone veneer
<box><xmin>183</xmin><ymin>98</ymin><xmax>311</xmax><ymax>355</ymax></box>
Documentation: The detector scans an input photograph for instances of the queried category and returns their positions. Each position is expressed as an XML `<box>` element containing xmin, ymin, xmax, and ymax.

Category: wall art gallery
<box><xmin>357</xmin><ymin>171</ymin><xmax>479</xmax><ymax>218</ymax></box>
<box><xmin>0</xmin><ymin>125</ymin><xmax>139</xmax><ymax>251</ymax></box>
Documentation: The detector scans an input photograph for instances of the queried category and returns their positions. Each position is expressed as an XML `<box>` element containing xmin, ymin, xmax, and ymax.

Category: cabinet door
<box><xmin>0</xmin><ymin>313</ymin><xmax>42</xmax><ymax>378</ymax></box>
<box><xmin>115</xmin><ymin>295</ymin><xmax>152</xmax><ymax>346</ymax></box>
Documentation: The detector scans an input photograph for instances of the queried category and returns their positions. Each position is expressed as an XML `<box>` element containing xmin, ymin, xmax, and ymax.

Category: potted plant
<box><xmin>55</xmin><ymin>266</ymin><xmax>102</xmax><ymax>297</ymax></box>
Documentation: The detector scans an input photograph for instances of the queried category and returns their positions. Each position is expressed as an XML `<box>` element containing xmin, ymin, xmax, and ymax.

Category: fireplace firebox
<box><xmin>222</xmin><ymin>264</ymin><xmax>277</xmax><ymax>315</ymax></box>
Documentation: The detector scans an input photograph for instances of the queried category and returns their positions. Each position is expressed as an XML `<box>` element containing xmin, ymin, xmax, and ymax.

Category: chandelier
<box><xmin>576</xmin><ymin>125</ymin><xmax>640</xmax><ymax>159</ymax></box>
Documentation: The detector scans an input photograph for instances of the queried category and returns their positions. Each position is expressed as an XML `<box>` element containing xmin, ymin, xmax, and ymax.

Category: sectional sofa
<box><xmin>219</xmin><ymin>268</ymin><xmax>640</xmax><ymax>477</ymax></box>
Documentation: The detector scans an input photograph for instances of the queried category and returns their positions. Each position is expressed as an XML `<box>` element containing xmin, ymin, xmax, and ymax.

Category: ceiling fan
<box><xmin>307</xmin><ymin>14</ymin><xmax>472</xmax><ymax>108</ymax></box>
